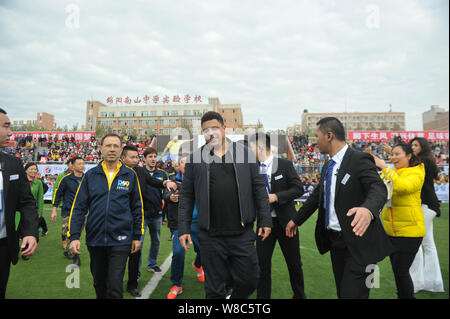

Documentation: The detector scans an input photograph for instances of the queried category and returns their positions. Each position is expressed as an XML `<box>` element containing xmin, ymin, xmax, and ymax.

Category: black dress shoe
<box><xmin>127</xmin><ymin>288</ymin><xmax>142</xmax><ymax>297</ymax></box>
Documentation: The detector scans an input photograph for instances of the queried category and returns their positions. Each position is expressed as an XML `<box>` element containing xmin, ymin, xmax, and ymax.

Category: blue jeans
<box><xmin>171</xmin><ymin>222</ymin><xmax>201</xmax><ymax>287</ymax></box>
<box><xmin>139</xmin><ymin>216</ymin><xmax>162</xmax><ymax>272</ymax></box>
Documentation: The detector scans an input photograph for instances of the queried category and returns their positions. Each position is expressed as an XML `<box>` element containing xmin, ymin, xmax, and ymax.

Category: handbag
<box><xmin>382</xmin><ymin>174</ymin><xmax>393</xmax><ymax>207</ymax></box>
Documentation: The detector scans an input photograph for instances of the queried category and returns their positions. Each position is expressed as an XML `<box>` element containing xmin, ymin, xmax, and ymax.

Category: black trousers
<box><xmin>328</xmin><ymin>230</ymin><xmax>371</xmax><ymax>299</ymax></box>
<box><xmin>256</xmin><ymin>217</ymin><xmax>306</xmax><ymax>299</ymax></box>
<box><xmin>38</xmin><ymin>216</ymin><xmax>48</xmax><ymax>233</ymax></box>
<box><xmin>389</xmin><ymin>236</ymin><xmax>423</xmax><ymax>299</ymax></box>
<box><xmin>87</xmin><ymin>245</ymin><xmax>131</xmax><ymax>299</ymax></box>
<box><xmin>199</xmin><ymin>227</ymin><xmax>259</xmax><ymax>299</ymax></box>
<box><xmin>127</xmin><ymin>249</ymin><xmax>141</xmax><ymax>290</ymax></box>
<box><xmin>0</xmin><ymin>238</ymin><xmax>11</xmax><ymax>299</ymax></box>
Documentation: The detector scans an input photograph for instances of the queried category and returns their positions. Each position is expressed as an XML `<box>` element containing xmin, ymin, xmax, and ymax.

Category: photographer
<box><xmin>164</xmin><ymin>153</ymin><xmax>204</xmax><ymax>299</ymax></box>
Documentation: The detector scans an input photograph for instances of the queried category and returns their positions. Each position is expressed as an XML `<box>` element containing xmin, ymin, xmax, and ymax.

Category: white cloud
<box><xmin>0</xmin><ymin>0</ymin><xmax>448</xmax><ymax>131</ymax></box>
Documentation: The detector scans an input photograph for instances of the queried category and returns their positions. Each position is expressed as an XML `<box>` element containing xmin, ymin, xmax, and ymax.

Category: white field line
<box><xmin>136</xmin><ymin>252</ymin><xmax>173</xmax><ymax>299</ymax></box>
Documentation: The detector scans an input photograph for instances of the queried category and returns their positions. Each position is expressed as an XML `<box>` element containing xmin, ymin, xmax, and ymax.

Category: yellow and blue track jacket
<box><xmin>67</xmin><ymin>160</ymin><xmax>144</xmax><ymax>246</ymax></box>
<box><xmin>52</xmin><ymin>172</ymin><xmax>83</xmax><ymax>218</ymax></box>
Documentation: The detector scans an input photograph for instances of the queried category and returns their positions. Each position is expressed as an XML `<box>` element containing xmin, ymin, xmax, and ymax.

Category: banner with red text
<box><xmin>348</xmin><ymin>131</ymin><xmax>449</xmax><ymax>141</ymax></box>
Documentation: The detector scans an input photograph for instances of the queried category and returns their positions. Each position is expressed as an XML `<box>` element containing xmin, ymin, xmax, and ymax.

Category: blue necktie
<box><xmin>324</xmin><ymin>159</ymin><xmax>336</xmax><ymax>229</ymax></box>
<box><xmin>260</xmin><ymin>163</ymin><xmax>271</xmax><ymax>192</ymax></box>
<box><xmin>261</xmin><ymin>163</ymin><xmax>274</xmax><ymax>211</ymax></box>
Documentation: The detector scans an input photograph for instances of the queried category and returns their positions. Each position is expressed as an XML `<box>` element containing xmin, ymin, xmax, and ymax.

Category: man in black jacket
<box><xmin>286</xmin><ymin>117</ymin><xmax>392</xmax><ymax>299</ymax></box>
<box><xmin>178</xmin><ymin>111</ymin><xmax>272</xmax><ymax>299</ymax></box>
<box><xmin>120</xmin><ymin>145</ymin><xmax>177</xmax><ymax>297</ymax></box>
<box><xmin>0</xmin><ymin>108</ymin><xmax>39</xmax><ymax>298</ymax></box>
<box><xmin>249</xmin><ymin>133</ymin><xmax>306</xmax><ymax>299</ymax></box>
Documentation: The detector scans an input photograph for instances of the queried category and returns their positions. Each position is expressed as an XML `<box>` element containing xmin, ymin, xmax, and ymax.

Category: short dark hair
<box><xmin>24</xmin><ymin>163</ymin><xmax>37</xmax><ymax>171</ymax></box>
<box><xmin>201</xmin><ymin>111</ymin><xmax>224</xmax><ymax>126</ymax></box>
<box><xmin>72</xmin><ymin>156</ymin><xmax>85</xmax><ymax>163</ymax></box>
<box><xmin>248</xmin><ymin>133</ymin><xmax>271</xmax><ymax>150</ymax></box>
<box><xmin>122</xmin><ymin>145</ymin><xmax>139</xmax><ymax>157</ymax></box>
<box><xmin>316</xmin><ymin>117</ymin><xmax>346</xmax><ymax>141</ymax></box>
<box><xmin>0</xmin><ymin>108</ymin><xmax>6</xmax><ymax>115</ymax></box>
<box><xmin>143</xmin><ymin>147</ymin><xmax>157</xmax><ymax>158</ymax></box>
<box><xmin>101</xmin><ymin>133</ymin><xmax>122</xmax><ymax>146</ymax></box>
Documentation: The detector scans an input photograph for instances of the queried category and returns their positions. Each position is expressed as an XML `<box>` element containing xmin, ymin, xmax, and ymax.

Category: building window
<box><xmin>150</xmin><ymin>111</ymin><xmax>157</xmax><ymax>116</ymax></box>
<box><xmin>120</xmin><ymin>112</ymin><xmax>127</xmax><ymax>117</ymax></box>
<box><xmin>184</xmin><ymin>110</ymin><xmax>191</xmax><ymax>116</ymax></box>
<box><xmin>141</xmin><ymin>111</ymin><xmax>148</xmax><ymax>117</ymax></box>
<box><xmin>171</xmin><ymin>111</ymin><xmax>178</xmax><ymax>116</ymax></box>
<box><xmin>109</xmin><ymin>112</ymin><xmax>115</xmax><ymax>117</ymax></box>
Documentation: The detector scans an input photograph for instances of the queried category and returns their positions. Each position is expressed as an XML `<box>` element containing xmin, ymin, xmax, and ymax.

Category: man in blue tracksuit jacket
<box><xmin>51</xmin><ymin>156</ymin><xmax>85</xmax><ymax>263</ymax></box>
<box><xmin>68</xmin><ymin>134</ymin><xmax>144</xmax><ymax>299</ymax></box>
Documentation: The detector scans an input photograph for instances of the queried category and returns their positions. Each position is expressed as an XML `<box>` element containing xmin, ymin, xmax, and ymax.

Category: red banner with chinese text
<box><xmin>10</xmin><ymin>131</ymin><xmax>96</xmax><ymax>142</ymax></box>
<box><xmin>348</xmin><ymin>131</ymin><xmax>449</xmax><ymax>141</ymax></box>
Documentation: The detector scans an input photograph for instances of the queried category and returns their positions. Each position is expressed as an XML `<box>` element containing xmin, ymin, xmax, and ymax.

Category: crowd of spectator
<box><xmin>290</xmin><ymin>134</ymin><xmax>449</xmax><ymax>192</ymax></box>
<box><xmin>5</xmin><ymin>133</ymin><xmax>449</xmax><ymax>194</ymax></box>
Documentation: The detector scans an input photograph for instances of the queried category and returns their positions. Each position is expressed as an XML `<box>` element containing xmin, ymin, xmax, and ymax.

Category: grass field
<box><xmin>6</xmin><ymin>204</ymin><xmax>449</xmax><ymax>299</ymax></box>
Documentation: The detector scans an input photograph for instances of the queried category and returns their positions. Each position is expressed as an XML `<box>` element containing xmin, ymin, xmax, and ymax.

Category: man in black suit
<box><xmin>249</xmin><ymin>133</ymin><xmax>306</xmax><ymax>299</ymax></box>
<box><xmin>286</xmin><ymin>117</ymin><xmax>392</xmax><ymax>299</ymax></box>
<box><xmin>0</xmin><ymin>108</ymin><xmax>39</xmax><ymax>298</ymax></box>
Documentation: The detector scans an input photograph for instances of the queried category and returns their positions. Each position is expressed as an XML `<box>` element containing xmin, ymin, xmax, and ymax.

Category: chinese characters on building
<box><xmin>106</xmin><ymin>94</ymin><xmax>203</xmax><ymax>105</ymax></box>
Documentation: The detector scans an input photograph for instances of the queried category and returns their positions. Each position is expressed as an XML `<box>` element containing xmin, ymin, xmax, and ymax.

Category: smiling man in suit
<box><xmin>286</xmin><ymin>117</ymin><xmax>392</xmax><ymax>299</ymax></box>
<box><xmin>0</xmin><ymin>108</ymin><xmax>39</xmax><ymax>298</ymax></box>
<box><xmin>249</xmin><ymin>132</ymin><xmax>306</xmax><ymax>299</ymax></box>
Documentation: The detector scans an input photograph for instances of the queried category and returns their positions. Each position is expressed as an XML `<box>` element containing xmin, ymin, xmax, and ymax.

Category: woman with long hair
<box><xmin>408</xmin><ymin>137</ymin><xmax>445</xmax><ymax>293</ymax></box>
<box><xmin>372</xmin><ymin>143</ymin><xmax>425</xmax><ymax>299</ymax></box>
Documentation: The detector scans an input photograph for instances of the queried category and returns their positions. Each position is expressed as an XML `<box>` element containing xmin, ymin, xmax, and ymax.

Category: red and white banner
<box><xmin>10</xmin><ymin>131</ymin><xmax>96</xmax><ymax>142</ymax></box>
<box><xmin>348</xmin><ymin>131</ymin><xmax>449</xmax><ymax>141</ymax></box>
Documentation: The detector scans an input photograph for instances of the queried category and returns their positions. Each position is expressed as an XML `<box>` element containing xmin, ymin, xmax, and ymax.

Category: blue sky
<box><xmin>0</xmin><ymin>0</ymin><xmax>448</xmax><ymax>131</ymax></box>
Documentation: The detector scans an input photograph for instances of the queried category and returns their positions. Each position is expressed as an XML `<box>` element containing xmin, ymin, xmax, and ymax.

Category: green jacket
<box><xmin>15</xmin><ymin>177</ymin><xmax>44</xmax><ymax>230</ymax></box>
<box><xmin>29</xmin><ymin>178</ymin><xmax>44</xmax><ymax>216</ymax></box>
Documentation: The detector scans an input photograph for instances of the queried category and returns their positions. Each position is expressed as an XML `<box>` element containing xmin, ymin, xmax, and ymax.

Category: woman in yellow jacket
<box><xmin>372</xmin><ymin>143</ymin><xmax>425</xmax><ymax>299</ymax></box>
